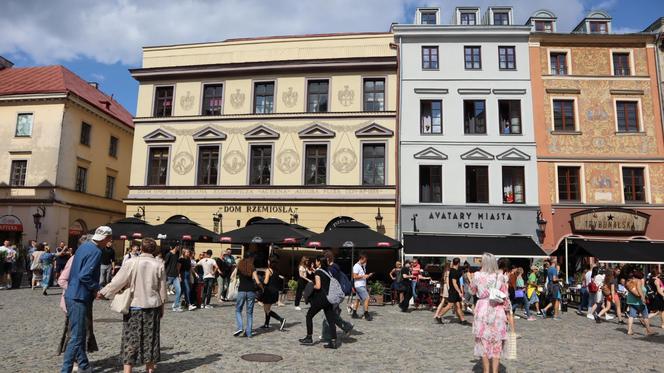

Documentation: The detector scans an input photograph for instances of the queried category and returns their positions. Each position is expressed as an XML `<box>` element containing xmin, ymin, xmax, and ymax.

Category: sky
<box><xmin>1</xmin><ymin>0</ymin><xmax>662</xmax><ymax>115</ymax></box>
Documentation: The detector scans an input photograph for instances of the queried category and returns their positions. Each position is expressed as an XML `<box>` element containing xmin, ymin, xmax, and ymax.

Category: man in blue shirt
<box><xmin>61</xmin><ymin>226</ymin><xmax>112</xmax><ymax>373</ymax></box>
<box><xmin>541</xmin><ymin>258</ymin><xmax>562</xmax><ymax>320</ymax></box>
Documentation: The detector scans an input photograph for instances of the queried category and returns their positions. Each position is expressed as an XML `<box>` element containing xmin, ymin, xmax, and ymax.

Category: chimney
<box><xmin>0</xmin><ymin>56</ymin><xmax>14</xmax><ymax>70</ymax></box>
<box><xmin>88</xmin><ymin>81</ymin><xmax>99</xmax><ymax>89</ymax></box>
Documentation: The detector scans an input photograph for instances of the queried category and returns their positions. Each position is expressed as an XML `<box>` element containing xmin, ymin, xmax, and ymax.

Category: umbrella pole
<box><xmin>564</xmin><ymin>237</ymin><xmax>569</xmax><ymax>285</ymax></box>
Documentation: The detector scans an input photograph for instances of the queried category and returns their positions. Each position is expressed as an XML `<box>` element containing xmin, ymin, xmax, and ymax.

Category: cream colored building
<box><xmin>128</xmin><ymin>33</ymin><xmax>397</xmax><ymax>239</ymax></box>
<box><xmin>0</xmin><ymin>63</ymin><xmax>134</xmax><ymax>247</ymax></box>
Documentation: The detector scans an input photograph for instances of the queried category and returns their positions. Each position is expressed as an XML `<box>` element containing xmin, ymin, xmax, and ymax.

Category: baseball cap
<box><xmin>92</xmin><ymin>226</ymin><xmax>113</xmax><ymax>241</ymax></box>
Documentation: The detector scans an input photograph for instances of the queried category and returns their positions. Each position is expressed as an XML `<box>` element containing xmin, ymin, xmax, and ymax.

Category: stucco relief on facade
<box><xmin>338</xmin><ymin>85</ymin><xmax>355</xmax><ymax>106</ymax></box>
<box><xmin>230</xmin><ymin>89</ymin><xmax>245</xmax><ymax>109</ymax></box>
<box><xmin>180</xmin><ymin>91</ymin><xmax>195</xmax><ymax>111</ymax></box>
<box><xmin>282</xmin><ymin>87</ymin><xmax>298</xmax><ymax>108</ymax></box>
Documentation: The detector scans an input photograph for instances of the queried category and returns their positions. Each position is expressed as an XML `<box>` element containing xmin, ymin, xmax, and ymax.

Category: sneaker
<box><xmin>299</xmin><ymin>336</ymin><xmax>314</xmax><ymax>345</ymax></box>
<box><xmin>260</xmin><ymin>324</ymin><xmax>270</xmax><ymax>329</ymax></box>
<box><xmin>295</xmin><ymin>306</ymin><xmax>302</xmax><ymax>311</ymax></box>
<box><xmin>78</xmin><ymin>365</ymin><xmax>93</xmax><ymax>373</ymax></box>
<box><xmin>594</xmin><ymin>314</ymin><xmax>601</xmax><ymax>323</ymax></box>
<box><xmin>233</xmin><ymin>329</ymin><xmax>244</xmax><ymax>337</ymax></box>
<box><xmin>342</xmin><ymin>324</ymin><xmax>354</xmax><ymax>338</ymax></box>
<box><xmin>527</xmin><ymin>316</ymin><xmax>537</xmax><ymax>321</ymax></box>
<box><xmin>42</xmin><ymin>289</ymin><xmax>47</xmax><ymax>296</ymax></box>
<box><xmin>167</xmin><ymin>290</ymin><xmax>175</xmax><ymax>295</ymax></box>
<box><xmin>460</xmin><ymin>320</ymin><xmax>470</xmax><ymax>326</ymax></box>
<box><xmin>514</xmin><ymin>315</ymin><xmax>521</xmax><ymax>320</ymax></box>
<box><xmin>205</xmin><ymin>305</ymin><xmax>213</xmax><ymax>309</ymax></box>
<box><xmin>553</xmin><ymin>317</ymin><xmax>562</xmax><ymax>321</ymax></box>
<box><xmin>434</xmin><ymin>317</ymin><xmax>443</xmax><ymax>324</ymax></box>
<box><xmin>605</xmin><ymin>315</ymin><xmax>615</xmax><ymax>321</ymax></box>
<box><xmin>324</xmin><ymin>339</ymin><xmax>338</xmax><ymax>349</ymax></box>
<box><xmin>351</xmin><ymin>311</ymin><xmax>360</xmax><ymax>319</ymax></box>
<box><xmin>363</xmin><ymin>313</ymin><xmax>373</xmax><ymax>321</ymax></box>
<box><xmin>188</xmin><ymin>305</ymin><xmax>197</xmax><ymax>311</ymax></box>
<box><xmin>172</xmin><ymin>307</ymin><xmax>183</xmax><ymax>312</ymax></box>
<box><xmin>279</xmin><ymin>318</ymin><xmax>287</xmax><ymax>331</ymax></box>
<box><xmin>586</xmin><ymin>314</ymin><xmax>595</xmax><ymax>320</ymax></box>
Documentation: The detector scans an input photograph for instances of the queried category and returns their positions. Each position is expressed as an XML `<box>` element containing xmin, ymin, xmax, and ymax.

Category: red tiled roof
<box><xmin>0</xmin><ymin>65</ymin><xmax>133</xmax><ymax>129</ymax></box>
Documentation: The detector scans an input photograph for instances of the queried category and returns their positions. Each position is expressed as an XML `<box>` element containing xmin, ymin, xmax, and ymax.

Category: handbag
<box><xmin>514</xmin><ymin>289</ymin><xmax>525</xmax><ymax>298</ymax></box>
<box><xmin>504</xmin><ymin>332</ymin><xmax>517</xmax><ymax>360</ymax></box>
<box><xmin>110</xmin><ymin>257</ymin><xmax>140</xmax><ymax>314</ymax></box>
<box><xmin>226</xmin><ymin>268</ymin><xmax>239</xmax><ymax>301</ymax></box>
<box><xmin>489</xmin><ymin>274</ymin><xmax>507</xmax><ymax>304</ymax></box>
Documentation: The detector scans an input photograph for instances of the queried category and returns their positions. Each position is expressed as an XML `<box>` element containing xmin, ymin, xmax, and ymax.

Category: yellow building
<box><xmin>127</xmin><ymin>33</ymin><xmax>397</xmax><ymax>241</ymax></box>
<box><xmin>0</xmin><ymin>62</ymin><xmax>134</xmax><ymax>246</ymax></box>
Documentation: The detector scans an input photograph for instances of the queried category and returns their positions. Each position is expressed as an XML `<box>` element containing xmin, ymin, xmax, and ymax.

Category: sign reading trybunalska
<box><xmin>571</xmin><ymin>208</ymin><xmax>650</xmax><ymax>235</ymax></box>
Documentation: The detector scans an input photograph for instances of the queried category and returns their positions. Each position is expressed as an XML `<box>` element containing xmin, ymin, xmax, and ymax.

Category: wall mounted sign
<box><xmin>570</xmin><ymin>208</ymin><xmax>649</xmax><ymax>235</ymax></box>
<box><xmin>0</xmin><ymin>215</ymin><xmax>23</xmax><ymax>232</ymax></box>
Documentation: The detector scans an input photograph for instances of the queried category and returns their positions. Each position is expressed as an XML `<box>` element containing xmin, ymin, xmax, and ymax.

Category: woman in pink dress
<box><xmin>470</xmin><ymin>253</ymin><xmax>514</xmax><ymax>373</ymax></box>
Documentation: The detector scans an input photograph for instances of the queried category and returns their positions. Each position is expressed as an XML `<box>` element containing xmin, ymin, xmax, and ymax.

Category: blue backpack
<box><xmin>335</xmin><ymin>271</ymin><xmax>352</xmax><ymax>296</ymax></box>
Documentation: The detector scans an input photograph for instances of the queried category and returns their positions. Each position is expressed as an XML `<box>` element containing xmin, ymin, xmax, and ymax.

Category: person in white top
<box><xmin>197</xmin><ymin>250</ymin><xmax>219</xmax><ymax>309</ymax></box>
<box><xmin>350</xmin><ymin>252</ymin><xmax>373</xmax><ymax>321</ymax></box>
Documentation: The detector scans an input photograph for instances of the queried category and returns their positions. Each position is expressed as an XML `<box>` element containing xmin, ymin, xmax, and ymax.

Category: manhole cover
<box><xmin>241</xmin><ymin>353</ymin><xmax>283</xmax><ymax>363</ymax></box>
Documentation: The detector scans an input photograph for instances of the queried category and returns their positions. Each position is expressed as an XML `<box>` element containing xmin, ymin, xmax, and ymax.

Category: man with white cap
<box><xmin>61</xmin><ymin>226</ymin><xmax>112</xmax><ymax>373</ymax></box>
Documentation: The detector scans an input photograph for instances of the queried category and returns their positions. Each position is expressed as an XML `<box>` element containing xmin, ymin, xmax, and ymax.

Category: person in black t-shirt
<box><xmin>99</xmin><ymin>242</ymin><xmax>116</xmax><ymax>286</ymax></box>
<box><xmin>299</xmin><ymin>256</ymin><xmax>339</xmax><ymax>349</ymax></box>
<box><xmin>399</xmin><ymin>260</ymin><xmax>414</xmax><ymax>312</ymax></box>
<box><xmin>178</xmin><ymin>249</ymin><xmax>197</xmax><ymax>311</ymax></box>
<box><xmin>164</xmin><ymin>246</ymin><xmax>183</xmax><ymax>311</ymax></box>
<box><xmin>434</xmin><ymin>258</ymin><xmax>468</xmax><ymax>325</ymax></box>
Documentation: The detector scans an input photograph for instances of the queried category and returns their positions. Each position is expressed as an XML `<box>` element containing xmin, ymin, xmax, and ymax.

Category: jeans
<box><xmin>411</xmin><ymin>281</ymin><xmax>417</xmax><ymax>301</ymax></box>
<box><xmin>203</xmin><ymin>278</ymin><xmax>215</xmax><ymax>306</ymax></box>
<box><xmin>99</xmin><ymin>264</ymin><xmax>112</xmax><ymax>287</ymax></box>
<box><xmin>400</xmin><ymin>284</ymin><xmax>412</xmax><ymax>311</ymax></box>
<box><xmin>181</xmin><ymin>272</ymin><xmax>192</xmax><ymax>305</ymax></box>
<box><xmin>167</xmin><ymin>276</ymin><xmax>182</xmax><ymax>309</ymax></box>
<box><xmin>218</xmin><ymin>276</ymin><xmax>231</xmax><ymax>299</ymax></box>
<box><xmin>294</xmin><ymin>278</ymin><xmax>306</xmax><ymax>307</ymax></box>
<box><xmin>579</xmin><ymin>287</ymin><xmax>589</xmax><ymax>311</ymax></box>
<box><xmin>42</xmin><ymin>265</ymin><xmax>52</xmax><ymax>290</ymax></box>
<box><xmin>513</xmin><ymin>296</ymin><xmax>529</xmax><ymax>317</ymax></box>
<box><xmin>236</xmin><ymin>291</ymin><xmax>256</xmax><ymax>336</ymax></box>
<box><xmin>61</xmin><ymin>299</ymin><xmax>90</xmax><ymax>373</ymax></box>
<box><xmin>306</xmin><ymin>298</ymin><xmax>336</xmax><ymax>340</ymax></box>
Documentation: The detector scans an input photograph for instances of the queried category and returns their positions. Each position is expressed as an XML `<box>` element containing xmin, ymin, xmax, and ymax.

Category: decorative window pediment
<box><xmin>298</xmin><ymin>123</ymin><xmax>336</xmax><ymax>139</ymax></box>
<box><xmin>355</xmin><ymin>122</ymin><xmax>394</xmax><ymax>138</ymax></box>
<box><xmin>143</xmin><ymin>128</ymin><xmax>176</xmax><ymax>143</ymax></box>
<box><xmin>192</xmin><ymin>126</ymin><xmax>227</xmax><ymax>142</ymax></box>
<box><xmin>496</xmin><ymin>148</ymin><xmax>531</xmax><ymax>161</ymax></box>
<box><xmin>244</xmin><ymin>125</ymin><xmax>280</xmax><ymax>140</ymax></box>
<box><xmin>460</xmin><ymin>147</ymin><xmax>494</xmax><ymax>160</ymax></box>
<box><xmin>414</xmin><ymin>147</ymin><xmax>448</xmax><ymax>160</ymax></box>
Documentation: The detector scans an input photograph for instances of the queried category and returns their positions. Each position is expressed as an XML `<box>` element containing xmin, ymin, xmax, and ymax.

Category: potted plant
<box><xmin>369</xmin><ymin>281</ymin><xmax>385</xmax><ymax>306</ymax></box>
<box><xmin>287</xmin><ymin>279</ymin><xmax>298</xmax><ymax>301</ymax></box>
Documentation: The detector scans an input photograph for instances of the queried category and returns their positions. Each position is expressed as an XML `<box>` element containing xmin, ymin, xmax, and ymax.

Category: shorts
<box><xmin>528</xmin><ymin>293</ymin><xmax>539</xmax><ymax>304</ymax></box>
<box><xmin>3</xmin><ymin>262</ymin><xmax>12</xmax><ymax>273</ymax></box>
<box><xmin>448</xmin><ymin>290</ymin><xmax>461</xmax><ymax>303</ymax></box>
<box><xmin>628</xmin><ymin>304</ymin><xmax>649</xmax><ymax>318</ymax></box>
<box><xmin>355</xmin><ymin>286</ymin><xmax>369</xmax><ymax>301</ymax></box>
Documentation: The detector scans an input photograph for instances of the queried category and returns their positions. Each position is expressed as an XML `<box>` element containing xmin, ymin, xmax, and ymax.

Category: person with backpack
<box><xmin>217</xmin><ymin>249</ymin><xmax>236</xmax><ymax>302</ymax></box>
<box><xmin>299</xmin><ymin>256</ymin><xmax>342</xmax><ymax>349</ymax></box>
<box><xmin>626</xmin><ymin>271</ymin><xmax>657</xmax><ymax>336</ymax></box>
<box><xmin>320</xmin><ymin>250</ymin><xmax>353</xmax><ymax>342</ymax></box>
<box><xmin>647</xmin><ymin>267</ymin><xmax>664</xmax><ymax>328</ymax></box>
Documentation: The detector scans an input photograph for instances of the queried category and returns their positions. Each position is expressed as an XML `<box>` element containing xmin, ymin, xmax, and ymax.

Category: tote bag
<box><xmin>110</xmin><ymin>258</ymin><xmax>140</xmax><ymax>314</ymax></box>
<box><xmin>504</xmin><ymin>332</ymin><xmax>517</xmax><ymax>360</ymax></box>
<box><xmin>226</xmin><ymin>268</ymin><xmax>239</xmax><ymax>301</ymax></box>
<box><xmin>489</xmin><ymin>273</ymin><xmax>507</xmax><ymax>304</ymax></box>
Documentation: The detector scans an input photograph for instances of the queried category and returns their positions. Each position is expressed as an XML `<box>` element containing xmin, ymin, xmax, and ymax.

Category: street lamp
<box><xmin>536</xmin><ymin>210</ymin><xmax>548</xmax><ymax>243</ymax></box>
<box><xmin>213</xmin><ymin>209</ymin><xmax>223</xmax><ymax>234</ymax></box>
<box><xmin>411</xmin><ymin>213</ymin><xmax>419</xmax><ymax>233</ymax></box>
<box><xmin>375</xmin><ymin>208</ymin><xmax>384</xmax><ymax>231</ymax></box>
<box><xmin>33</xmin><ymin>206</ymin><xmax>46</xmax><ymax>241</ymax></box>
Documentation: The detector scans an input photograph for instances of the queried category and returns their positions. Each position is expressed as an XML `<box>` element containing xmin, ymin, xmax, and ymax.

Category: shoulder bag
<box><xmin>110</xmin><ymin>257</ymin><xmax>140</xmax><ymax>314</ymax></box>
<box><xmin>489</xmin><ymin>273</ymin><xmax>507</xmax><ymax>304</ymax></box>
<box><xmin>226</xmin><ymin>268</ymin><xmax>239</xmax><ymax>301</ymax></box>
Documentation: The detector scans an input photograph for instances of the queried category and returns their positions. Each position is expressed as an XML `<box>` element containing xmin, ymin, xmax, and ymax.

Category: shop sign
<box><xmin>221</xmin><ymin>205</ymin><xmax>297</xmax><ymax>214</ymax></box>
<box><xmin>0</xmin><ymin>215</ymin><xmax>23</xmax><ymax>232</ymax></box>
<box><xmin>68</xmin><ymin>221</ymin><xmax>84</xmax><ymax>236</ymax></box>
<box><xmin>571</xmin><ymin>208</ymin><xmax>649</xmax><ymax>235</ymax></box>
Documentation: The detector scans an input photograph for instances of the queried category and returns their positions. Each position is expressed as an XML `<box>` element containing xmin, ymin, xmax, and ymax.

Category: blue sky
<box><xmin>1</xmin><ymin>0</ymin><xmax>662</xmax><ymax>115</ymax></box>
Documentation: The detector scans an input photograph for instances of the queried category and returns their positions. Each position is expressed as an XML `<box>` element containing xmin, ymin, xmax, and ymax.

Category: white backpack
<box><xmin>320</xmin><ymin>269</ymin><xmax>345</xmax><ymax>306</ymax></box>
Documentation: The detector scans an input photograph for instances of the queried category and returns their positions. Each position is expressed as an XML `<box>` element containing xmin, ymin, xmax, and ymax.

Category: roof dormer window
<box><xmin>460</xmin><ymin>12</ymin><xmax>477</xmax><ymax>25</ymax></box>
<box><xmin>534</xmin><ymin>20</ymin><xmax>553</xmax><ymax>32</ymax></box>
<box><xmin>589</xmin><ymin>21</ymin><xmax>608</xmax><ymax>34</ymax></box>
<box><xmin>421</xmin><ymin>12</ymin><xmax>437</xmax><ymax>25</ymax></box>
<box><xmin>416</xmin><ymin>8</ymin><xmax>439</xmax><ymax>25</ymax></box>
<box><xmin>527</xmin><ymin>10</ymin><xmax>557</xmax><ymax>33</ymax></box>
<box><xmin>493</xmin><ymin>12</ymin><xmax>510</xmax><ymax>25</ymax></box>
<box><xmin>573</xmin><ymin>11</ymin><xmax>611</xmax><ymax>34</ymax></box>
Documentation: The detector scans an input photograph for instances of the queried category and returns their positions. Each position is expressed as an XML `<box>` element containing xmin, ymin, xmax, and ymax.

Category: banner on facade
<box><xmin>0</xmin><ymin>215</ymin><xmax>23</xmax><ymax>232</ymax></box>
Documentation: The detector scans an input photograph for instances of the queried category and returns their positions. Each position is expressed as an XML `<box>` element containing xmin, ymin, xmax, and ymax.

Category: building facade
<box><xmin>0</xmin><ymin>64</ymin><xmax>134</xmax><ymax>246</ymax></box>
<box><xmin>530</xmin><ymin>11</ymin><xmax>664</xmax><ymax>252</ymax></box>
<box><xmin>394</xmin><ymin>7</ymin><xmax>540</xmax><ymax>256</ymax></box>
<box><xmin>127</xmin><ymin>33</ymin><xmax>397</xmax><ymax>240</ymax></box>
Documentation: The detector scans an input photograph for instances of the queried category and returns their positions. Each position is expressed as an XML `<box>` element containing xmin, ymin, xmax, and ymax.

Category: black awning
<box><xmin>565</xmin><ymin>238</ymin><xmax>664</xmax><ymax>264</ymax></box>
<box><xmin>403</xmin><ymin>234</ymin><xmax>547</xmax><ymax>258</ymax></box>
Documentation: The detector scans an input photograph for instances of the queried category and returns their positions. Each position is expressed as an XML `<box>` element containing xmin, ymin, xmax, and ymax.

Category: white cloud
<box><xmin>0</xmin><ymin>0</ymin><xmax>601</xmax><ymax>67</ymax></box>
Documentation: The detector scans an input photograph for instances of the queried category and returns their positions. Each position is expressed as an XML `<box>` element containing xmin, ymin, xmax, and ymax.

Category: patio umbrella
<box><xmin>151</xmin><ymin>215</ymin><xmax>219</xmax><ymax>242</ymax></box>
<box><xmin>220</xmin><ymin>218</ymin><xmax>310</xmax><ymax>245</ymax></box>
<box><xmin>89</xmin><ymin>217</ymin><xmax>155</xmax><ymax>240</ymax></box>
<box><xmin>290</xmin><ymin>223</ymin><xmax>316</xmax><ymax>238</ymax></box>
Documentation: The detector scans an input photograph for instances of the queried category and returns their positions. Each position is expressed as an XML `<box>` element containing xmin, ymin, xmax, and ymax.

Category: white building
<box><xmin>393</xmin><ymin>7</ymin><xmax>541</xmax><ymax>258</ymax></box>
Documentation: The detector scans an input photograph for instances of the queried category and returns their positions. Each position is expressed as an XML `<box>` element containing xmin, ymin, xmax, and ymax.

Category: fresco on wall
<box><xmin>276</xmin><ymin>132</ymin><xmax>300</xmax><ymax>174</ymax></box>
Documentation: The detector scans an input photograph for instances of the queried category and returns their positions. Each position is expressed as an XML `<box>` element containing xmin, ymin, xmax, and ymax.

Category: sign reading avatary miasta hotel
<box><xmin>571</xmin><ymin>208</ymin><xmax>650</xmax><ymax>235</ymax></box>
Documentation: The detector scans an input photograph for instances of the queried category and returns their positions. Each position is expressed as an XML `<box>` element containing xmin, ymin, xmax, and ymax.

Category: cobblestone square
<box><xmin>2</xmin><ymin>287</ymin><xmax>663</xmax><ymax>372</ymax></box>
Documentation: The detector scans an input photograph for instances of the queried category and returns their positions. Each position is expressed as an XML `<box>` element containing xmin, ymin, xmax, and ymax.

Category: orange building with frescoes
<box><xmin>529</xmin><ymin>10</ymin><xmax>664</xmax><ymax>256</ymax></box>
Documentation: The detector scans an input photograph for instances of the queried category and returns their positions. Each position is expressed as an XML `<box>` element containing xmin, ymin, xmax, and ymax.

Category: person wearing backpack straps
<box><xmin>320</xmin><ymin>250</ymin><xmax>353</xmax><ymax>342</ymax></box>
<box><xmin>646</xmin><ymin>267</ymin><xmax>664</xmax><ymax>329</ymax></box>
<box><xmin>625</xmin><ymin>271</ymin><xmax>656</xmax><ymax>337</ymax></box>
<box><xmin>299</xmin><ymin>256</ymin><xmax>340</xmax><ymax>349</ymax></box>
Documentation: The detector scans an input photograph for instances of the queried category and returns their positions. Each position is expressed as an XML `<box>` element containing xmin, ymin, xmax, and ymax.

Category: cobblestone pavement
<box><xmin>2</xmin><ymin>287</ymin><xmax>664</xmax><ymax>372</ymax></box>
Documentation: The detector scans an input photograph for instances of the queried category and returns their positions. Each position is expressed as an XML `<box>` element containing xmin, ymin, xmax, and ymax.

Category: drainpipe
<box><xmin>389</xmin><ymin>36</ymin><xmax>401</xmax><ymax>250</ymax></box>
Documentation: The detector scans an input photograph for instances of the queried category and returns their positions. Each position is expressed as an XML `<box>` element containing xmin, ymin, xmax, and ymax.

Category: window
<box><xmin>307</xmin><ymin>80</ymin><xmax>329</xmax><ymax>113</ymax></box>
<box><xmin>363</xmin><ymin>78</ymin><xmax>385</xmax><ymax>111</ymax></box>
<box><xmin>466</xmin><ymin>166</ymin><xmax>489</xmax><ymax>203</ymax></box>
<box><xmin>362</xmin><ymin>144</ymin><xmax>385</xmax><ymax>186</ymax></box>
<box><xmin>75</xmin><ymin>166</ymin><xmax>87</xmax><ymax>192</ymax></box>
<box><xmin>249</xmin><ymin>145</ymin><xmax>272</xmax><ymax>185</ymax></box>
<box><xmin>419</xmin><ymin>165</ymin><xmax>442</xmax><ymax>203</ymax></box>
<box><xmin>589</xmin><ymin>21</ymin><xmax>608</xmax><ymax>34</ymax></box>
<box><xmin>421</xmin><ymin>100</ymin><xmax>442</xmax><ymax>134</ymax></box>
<box><xmin>422</xmin><ymin>46</ymin><xmax>439</xmax><ymax>70</ymax></box>
<box><xmin>109</xmin><ymin>136</ymin><xmax>118</xmax><ymax>158</ymax></box>
<box><xmin>153</xmin><ymin>86</ymin><xmax>173</xmax><ymax>117</ymax></box>
<box><xmin>80</xmin><ymin>122</ymin><xmax>91</xmax><ymax>146</ymax></box>
<box><xmin>105</xmin><ymin>175</ymin><xmax>115</xmax><ymax>199</ymax></box>
<box><xmin>557</xmin><ymin>166</ymin><xmax>580</xmax><ymax>201</ymax></box>
<box><xmin>493</xmin><ymin>12</ymin><xmax>509</xmax><ymax>25</ymax></box>
<box><xmin>535</xmin><ymin>20</ymin><xmax>553</xmax><ymax>32</ymax></box>
<box><xmin>550</xmin><ymin>52</ymin><xmax>568</xmax><ymax>75</ymax></box>
<box><xmin>498</xmin><ymin>100</ymin><xmax>521</xmax><ymax>134</ymax></box>
<box><xmin>15</xmin><ymin>113</ymin><xmax>33</xmax><ymax>137</ymax></box>
<box><xmin>623</xmin><ymin>167</ymin><xmax>645</xmax><ymax>202</ymax></box>
<box><xmin>9</xmin><ymin>160</ymin><xmax>27</xmax><ymax>186</ymax></box>
<box><xmin>616</xmin><ymin>101</ymin><xmax>639</xmax><ymax>132</ymax></box>
<box><xmin>147</xmin><ymin>147</ymin><xmax>169</xmax><ymax>186</ymax></box>
<box><xmin>464</xmin><ymin>46</ymin><xmax>481</xmax><ymax>70</ymax></box>
<box><xmin>304</xmin><ymin>144</ymin><xmax>327</xmax><ymax>185</ymax></box>
<box><xmin>464</xmin><ymin>100</ymin><xmax>486</xmax><ymax>134</ymax></box>
<box><xmin>460</xmin><ymin>12</ymin><xmax>476</xmax><ymax>25</ymax></box>
<box><xmin>202</xmin><ymin>84</ymin><xmax>223</xmax><ymax>115</ymax></box>
<box><xmin>253</xmin><ymin>82</ymin><xmax>275</xmax><ymax>114</ymax></box>
<box><xmin>197</xmin><ymin>146</ymin><xmax>220</xmax><ymax>186</ymax></box>
<box><xmin>498</xmin><ymin>46</ymin><xmax>516</xmax><ymax>70</ymax></box>
<box><xmin>553</xmin><ymin>99</ymin><xmax>576</xmax><ymax>131</ymax></box>
<box><xmin>612</xmin><ymin>53</ymin><xmax>631</xmax><ymax>76</ymax></box>
<box><xmin>421</xmin><ymin>12</ymin><xmax>437</xmax><ymax>24</ymax></box>
<box><xmin>502</xmin><ymin>166</ymin><xmax>525</xmax><ymax>204</ymax></box>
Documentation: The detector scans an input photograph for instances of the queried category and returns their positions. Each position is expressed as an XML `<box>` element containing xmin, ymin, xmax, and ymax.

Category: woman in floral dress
<box><xmin>470</xmin><ymin>253</ymin><xmax>514</xmax><ymax>373</ymax></box>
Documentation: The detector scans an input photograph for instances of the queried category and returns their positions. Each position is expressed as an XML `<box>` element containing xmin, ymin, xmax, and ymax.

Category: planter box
<box><xmin>369</xmin><ymin>294</ymin><xmax>384</xmax><ymax>306</ymax></box>
<box><xmin>286</xmin><ymin>290</ymin><xmax>296</xmax><ymax>301</ymax></box>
